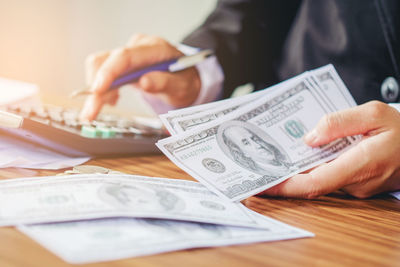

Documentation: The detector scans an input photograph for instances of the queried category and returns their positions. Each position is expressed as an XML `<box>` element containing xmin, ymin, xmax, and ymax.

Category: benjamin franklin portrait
<box><xmin>216</xmin><ymin>120</ymin><xmax>292</xmax><ymax>176</ymax></box>
<box><xmin>98</xmin><ymin>183</ymin><xmax>185</xmax><ymax>212</ymax></box>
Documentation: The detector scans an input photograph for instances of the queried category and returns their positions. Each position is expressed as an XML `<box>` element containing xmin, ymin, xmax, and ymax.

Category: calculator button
<box><xmin>97</xmin><ymin>113</ymin><xmax>119</xmax><ymax>123</ymax></box>
<box><xmin>78</xmin><ymin>120</ymin><xmax>91</xmax><ymax>127</ymax></box>
<box><xmin>128</xmin><ymin>126</ymin><xmax>143</xmax><ymax>135</ymax></box>
<box><xmin>92</xmin><ymin>120</ymin><xmax>108</xmax><ymax>128</ymax></box>
<box><xmin>62</xmin><ymin>110</ymin><xmax>79</xmax><ymax>121</ymax></box>
<box><xmin>110</xmin><ymin>126</ymin><xmax>129</xmax><ymax>134</ymax></box>
<box><xmin>96</xmin><ymin>126</ymin><xmax>116</xmax><ymax>138</ymax></box>
<box><xmin>117</xmin><ymin>119</ymin><xmax>137</xmax><ymax>128</ymax></box>
<box><xmin>81</xmin><ymin>125</ymin><xmax>100</xmax><ymax>138</ymax></box>
<box><xmin>19</xmin><ymin>106</ymin><xmax>32</xmax><ymax>117</ymax></box>
<box><xmin>64</xmin><ymin>119</ymin><xmax>79</xmax><ymax>128</ymax></box>
<box><xmin>48</xmin><ymin>111</ymin><xmax>63</xmax><ymax>123</ymax></box>
<box><xmin>31</xmin><ymin>106</ymin><xmax>48</xmax><ymax>118</ymax></box>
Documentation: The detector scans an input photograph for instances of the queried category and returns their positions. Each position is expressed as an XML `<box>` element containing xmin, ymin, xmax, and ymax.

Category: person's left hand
<box><xmin>261</xmin><ymin>101</ymin><xmax>400</xmax><ymax>199</ymax></box>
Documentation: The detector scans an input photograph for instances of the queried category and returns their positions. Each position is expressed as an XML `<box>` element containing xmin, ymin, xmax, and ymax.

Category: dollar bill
<box><xmin>160</xmin><ymin>78</ymin><xmax>286</xmax><ymax>135</ymax></box>
<box><xmin>0</xmin><ymin>174</ymin><xmax>265</xmax><ymax>228</ymax></box>
<box><xmin>171</xmin><ymin>65</ymin><xmax>354</xmax><ymax>134</ymax></box>
<box><xmin>160</xmin><ymin>100</ymin><xmax>226</xmax><ymax>135</ymax></box>
<box><xmin>159</xmin><ymin>76</ymin><xmax>288</xmax><ymax>135</ymax></box>
<box><xmin>18</xmin><ymin>210</ymin><xmax>313</xmax><ymax>264</ymax></box>
<box><xmin>310</xmin><ymin>64</ymin><xmax>357</xmax><ymax>111</ymax></box>
<box><xmin>157</xmin><ymin>73</ymin><xmax>359</xmax><ymax>201</ymax></box>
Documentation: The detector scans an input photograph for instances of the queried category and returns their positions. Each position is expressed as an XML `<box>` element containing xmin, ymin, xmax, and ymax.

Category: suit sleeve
<box><xmin>183</xmin><ymin>0</ymin><xmax>301</xmax><ymax>98</ymax></box>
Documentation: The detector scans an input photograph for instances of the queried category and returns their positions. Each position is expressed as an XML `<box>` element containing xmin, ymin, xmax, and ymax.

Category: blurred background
<box><xmin>0</xmin><ymin>0</ymin><xmax>217</xmax><ymax>116</ymax></box>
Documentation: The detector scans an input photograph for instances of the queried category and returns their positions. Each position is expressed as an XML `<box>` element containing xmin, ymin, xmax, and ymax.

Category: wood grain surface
<box><xmin>0</xmin><ymin>155</ymin><xmax>399</xmax><ymax>267</ymax></box>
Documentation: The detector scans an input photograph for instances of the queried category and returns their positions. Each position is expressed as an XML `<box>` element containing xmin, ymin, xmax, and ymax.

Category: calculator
<box><xmin>0</xmin><ymin>105</ymin><xmax>167</xmax><ymax>157</ymax></box>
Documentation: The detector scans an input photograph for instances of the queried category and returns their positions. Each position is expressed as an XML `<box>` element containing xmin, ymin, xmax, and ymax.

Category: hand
<box><xmin>80</xmin><ymin>34</ymin><xmax>201</xmax><ymax>121</ymax></box>
<box><xmin>261</xmin><ymin>101</ymin><xmax>400</xmax><ymax>199</ymax></box>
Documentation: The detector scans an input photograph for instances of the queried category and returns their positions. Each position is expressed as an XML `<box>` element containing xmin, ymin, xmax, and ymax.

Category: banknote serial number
<box><xmin>179</xmin><ymin>145</ymin><xmax>213</xmax><ymax>160</ymax></box>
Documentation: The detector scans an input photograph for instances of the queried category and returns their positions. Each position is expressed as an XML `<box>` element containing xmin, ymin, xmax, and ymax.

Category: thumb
<box><xmin>304</xmin><ymin>101</ymin><xmax>389</xmax><ymax>147</ymax></box>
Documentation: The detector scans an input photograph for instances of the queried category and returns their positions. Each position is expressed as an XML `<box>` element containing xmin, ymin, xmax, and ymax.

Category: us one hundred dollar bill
<box><xmin>170</xmin><ymin>65</ymin><xmax>355</xmax><ymax>134</ymax></box>
<box><xmin>171</xmin><ymin>82</ymin><xmax>282</xmax><ymax>134</ymax></box>
<box><xmin>18</xmin><ymin>210</ymin><xmax>313</xmax><ymax>264</ymax></box>
<box><xmin>160</xmin><ymin>100</ymin><xmax>225</xmax><ymax>135</ymax></box>
<box><xmin>0</xmin><ymin>174</ymin><xmax>264</xmax><ymax>228</ymax></box>
<box><xmin>157</xmin><ymin>65</ymin><xmax>360</xmax><ymax>201</ymax></box>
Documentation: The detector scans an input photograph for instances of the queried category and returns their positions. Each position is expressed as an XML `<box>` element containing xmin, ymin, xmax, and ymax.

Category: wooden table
<box><xmin>0</xmin><ymin>154</ymin><xmax>399</xmax><ymax>267</ymax></box>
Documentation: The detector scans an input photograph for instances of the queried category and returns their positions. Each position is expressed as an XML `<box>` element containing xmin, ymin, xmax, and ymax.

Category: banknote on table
<box><xmin>170</xmin><ymin>65</ymin><xmax>355</xmax><ymax>134</ymax></box>
<box><xmin>157</xmin><ymin>68</ymin><xmax>360</xmax><ymax>201</ymax></box>
<box><xmin>18</xmin><ymin>210</ymin><xmax>313</xmax><ymax>264</ymax></box>
<box><xmin>0</xmin><ymin>174</ymin><xmax>268</xmax><ymax>228</ymax></box>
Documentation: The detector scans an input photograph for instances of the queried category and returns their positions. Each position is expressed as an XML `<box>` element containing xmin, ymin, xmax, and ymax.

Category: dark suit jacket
<box><xmin>183</xmin><ymin>0</ymin><xmax>400</xmax><ymax>104</ymax></box>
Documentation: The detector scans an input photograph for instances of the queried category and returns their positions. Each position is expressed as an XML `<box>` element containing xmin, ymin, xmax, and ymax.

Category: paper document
<box><xmin>0</xmin><ymin>77</ymin><xmax>39</xmax><ymax>106</ymax></box>
<box><xmin>0</xmin><ymin>135</ymin><xmax>89</xmax><ymax>169</ymax></box>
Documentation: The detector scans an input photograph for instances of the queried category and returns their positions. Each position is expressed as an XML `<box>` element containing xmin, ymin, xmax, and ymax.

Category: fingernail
<box><xmin>304</xmin><ymin>129</ymin><xmax>318</xmax><ymax>144</ymax></box>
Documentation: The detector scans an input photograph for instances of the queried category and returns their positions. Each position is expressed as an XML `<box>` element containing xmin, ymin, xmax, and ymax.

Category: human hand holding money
<box><xmin>157</xmin><ymin>65</ymin><xmax>360</xmax><ymax>201</ymax></box>
<box><xmin>160</xmin><ymin>64</ymin><xmax>400</xmax><ymax>199</ymax></box>
<box><xmin>262</xmin><ymin>101</ymin><xmax>400</xmax><ymax>199</ymax></box>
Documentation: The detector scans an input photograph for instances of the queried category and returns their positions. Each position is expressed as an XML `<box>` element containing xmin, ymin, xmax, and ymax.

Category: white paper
<box><xmin>0</xmin><ymin>135</ymin><xmax>89</xmax><ymax>170</ymax></box>
<box><xmin>0</xmin><ymin>77</ymin><xmax>39</xmax><ymax>106</ymax></box>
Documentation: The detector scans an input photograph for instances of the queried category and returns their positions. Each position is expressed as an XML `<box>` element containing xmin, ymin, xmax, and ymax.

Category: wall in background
<box><xmin>0</xmin><ymin>0</ymin><xmax>216</xmax><ymax>115</ymax></box>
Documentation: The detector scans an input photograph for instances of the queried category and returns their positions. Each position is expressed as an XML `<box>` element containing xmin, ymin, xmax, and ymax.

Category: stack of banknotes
<box><xmin>2</xmin><ymin>64</ymin><xmax>358</xmax><ymax>264</ymax></box>
<box><xmin>2</xmin><ymin>171</ymin><xmax>313</xmax><ymax>264</ymax></box>
<box><xmin>158</xmin><ymin>64</ymin><xmax>359</xmax><ymax>201</ymax></box>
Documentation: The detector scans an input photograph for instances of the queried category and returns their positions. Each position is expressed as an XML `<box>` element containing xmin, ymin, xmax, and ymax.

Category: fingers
<box><xmin>262</xmin><ymin>143</ymin><xmax>369</xmax><ymax>198</ymax></box>
<box><xmin>263</xmin><ymin>101</ymin><xmax>400</xmax><ymax>199</ymax></box>
<box><xmin>80</xmin><ymin>90</ymin><xmax>119</xmax><ymax>121</ymax></box>
<box><xmin>90</xmin><ymin>41</ymin><xmax>181</xmax><ymax>95</ymax></box>
<box><xmin>304</xmin><ymin>101</ymin><xmax>393</xmax><ymax>147</ymax></box>
<box><xmin>341</xmin><ymin>163</ymin><xmax>400</xmax><ymax>198</ymax></box>
<box><xmin>84</xmin><ymin>34</ymin><xmax>163</xmax><ymax>90</ymax></box>
<box><xmin>89</xmin><ymin>47</ymin><xmax>135</xmax><ymax>94</ymax></box>
<box><xmin>80</xmin><ymin>34</ymin><xmax>187</xmax><ymax>121</ymax></box>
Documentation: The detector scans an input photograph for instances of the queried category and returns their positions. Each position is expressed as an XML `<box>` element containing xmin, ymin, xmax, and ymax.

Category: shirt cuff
<box><xmin>142</xmin><ymin>44</ymin><xmax>224</xmax><ymax>114</ymax></box>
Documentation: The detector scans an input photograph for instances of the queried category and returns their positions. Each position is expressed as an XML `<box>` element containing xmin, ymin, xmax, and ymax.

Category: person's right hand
<box><xmin>260</xmin><ymin>101</ymin><xmax>400</xmax><ymax>199</ymax></box>
<box><xmin>80</xmin><ymin>34</ymin><xmax>201</xmax><ymax>121</ymax></box>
